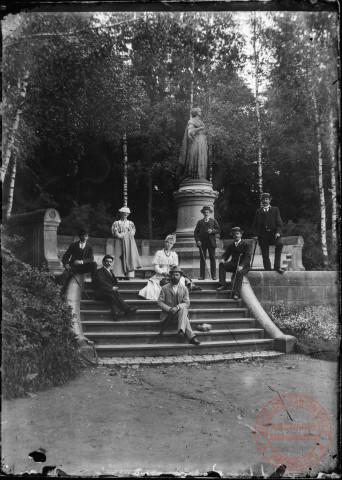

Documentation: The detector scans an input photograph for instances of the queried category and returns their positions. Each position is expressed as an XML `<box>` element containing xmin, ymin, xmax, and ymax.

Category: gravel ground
<box><xmin>2</xmin><ymin>354</ymin><xmax>339</xmax><ymax>477</ymax></box>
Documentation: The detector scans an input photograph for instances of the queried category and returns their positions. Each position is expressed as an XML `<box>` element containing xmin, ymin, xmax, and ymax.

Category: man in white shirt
<box><xmin>157</xmin><ymin>266</ymin><xmax>200</xmax><ymax>345</ymax></box>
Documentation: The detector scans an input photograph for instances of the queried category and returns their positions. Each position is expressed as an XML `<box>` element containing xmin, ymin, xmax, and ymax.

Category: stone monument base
<box><xmin>173</xmin><ymin>178</ymin><xmax>223</xmax><ymax>278</ymax></box>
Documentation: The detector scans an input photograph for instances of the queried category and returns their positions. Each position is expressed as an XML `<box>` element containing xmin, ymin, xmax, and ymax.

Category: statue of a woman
<box><xmin>177</xmin><ymin>107</ymin><xmax>208</xmax><ymax>181</ymax></box>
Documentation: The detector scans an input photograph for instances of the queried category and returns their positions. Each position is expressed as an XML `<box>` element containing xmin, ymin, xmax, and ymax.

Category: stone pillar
<box><xmin>174</xmin><ymin>179</ymin><xmax>219</xmax><ymax>243</ymax></box>
<box><xmin>173</xmin><ymin>179</ymin><xmax>223</xmax><ymax>278</ymax></box>
<box><xmin>7</xmin><ymin>208</ymin><xmax>63</xmax><ymax>274</ymax></box>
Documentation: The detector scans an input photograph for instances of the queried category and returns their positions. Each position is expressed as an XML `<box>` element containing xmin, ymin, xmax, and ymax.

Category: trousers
<box><xmin>95</xmin><ymin>288</ymin><xmax>129</xmax><ymax>314</ymax></box>
<box><xmin>199</xmin><ymin>241</ymin><xmax>216</xmax><ymax>278</ymax></box>
<box><xmin>171</xmin><ymin>307</ymin><xmax>195</xmax><ymax>340</ymax></box>
<box><xmin>219</xmin><ymin>262</ymin><xmax>250</xmax><ymax>295</ymax></box>
<box><xmin>258</xmin><ymin>232</ymin><xmax>283</xmax><ymax>270</ymax></box>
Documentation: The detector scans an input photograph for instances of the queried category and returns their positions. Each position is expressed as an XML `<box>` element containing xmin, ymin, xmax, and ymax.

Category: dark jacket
<box><xmin>253</xmin><ymin>206</ymin><xmax>283</xmax><ymax>236</ymax></box>
<box><xmin>94</xmin><ymin>266</ymin><xmax>118</xmax><ymax>292</ymax></box>
<box><xmin>221</xmin><ymin>241</ymin><xmax>251</xmax><ymax>268</ymax></box>
<box><xmin>62</xmin><ymin>241</ymin><xmax>95</xmax><ymax>266</ymax></box>
<box><xmin>194</xmin><ymin>218</ymin><xmax>221</xmax><ymax>248</ymax></box>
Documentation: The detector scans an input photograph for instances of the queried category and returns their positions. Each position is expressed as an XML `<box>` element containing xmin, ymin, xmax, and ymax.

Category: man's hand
<box><xmin>169</xmin><ymin>306</ymin><xmax>178</xmax><ymax>315</ymax></box>
<box><xmin>74</xmin><ymin>260</ymin><xmax>82</xmax><ymax>265</ymax></box>
<box><xmin>197</xmin><ymin>241</ymin><xmax>201</xmax><ymax>247</ymax></box>
<box><xmin>237</xmin><ymin>266</ymin><xmax>243</xmax><ymax>271</ymax></box>
<box><xmin>253</xmin><ymin>236</ymin><xmax>258</xmax><ymax>241</ymax></box>
<box><xmin>112</xmin><ymin>286</ymin><xmax>119</xmax><ymax>291</ymax></box>
<box><xmin>219</xmin><ymin>259</ymin><xmax>225</xmax><ymax>264</ymax></box>
<box><xmin>275</xmin><ymin>233</ymin><xmax>280</xmax><ymax>238</ymax></box>
<box><xmin>208</xmin><ymin>229</ymin><xmax>213</xmax><ymax>234</ymax></box>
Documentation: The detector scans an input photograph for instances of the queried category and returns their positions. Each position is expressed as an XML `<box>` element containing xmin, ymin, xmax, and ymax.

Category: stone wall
<box><xmin>248</xmin><ymin>271</ymin><xmax>339</xmax><ymax>311</ymax></box>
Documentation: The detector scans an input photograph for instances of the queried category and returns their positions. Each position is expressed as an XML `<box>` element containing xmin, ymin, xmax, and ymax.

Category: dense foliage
<box><xmin>2</xmin><ymin>235</ymin><xmax>81</xmax><ymax>399</ymax></box>
<box><xmin>268</xmin><ymin>303</ymin><xmax>339</xmax><ymax>360</ymax></box>
<box><xmin>2</xmin><ymin>11</ymin><xmax>339</xmax><ymax>265</ymax></box>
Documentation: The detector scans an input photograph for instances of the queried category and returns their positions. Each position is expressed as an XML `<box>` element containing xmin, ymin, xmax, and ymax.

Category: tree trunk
<box><xmin>252</xmin><ymin>19</ymin><xmax>263</xmax><ymax>197</ymax></box>
<box><xmin>3</xmin><ymin>154</ymin><xmax>17</xmax><ymax>220</ymax></box>
<box><xmin>1</xmin><ymin>70</ymin><xmax>29</xmax><ymax>183</ymax></box>
<box><xmin>313</xmin><ymin>92</ymin><xmax>328</xmax><ymax>260</ymax></box>
<box><xmin>329</xmin><ymin>108</ymin><xmax>337</xmax><ymax>246</ymax></box>
<box><xmin>122</xmin><ymin>131</ymin><xmax>128</xmax><ymax>207</ymax></box>
<box><xmin>147</xmin><ymin>141</ymin><xmax>153</xmax><ymax>240</ymax></box>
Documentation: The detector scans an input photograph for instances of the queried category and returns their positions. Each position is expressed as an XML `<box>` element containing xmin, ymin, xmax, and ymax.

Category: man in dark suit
<box><xmin>194</xmin><ymin>206</ymin><xmax>221</xmax><ymax>280</ymax></box>
<box><xmin>217</xmin><ymin>227</ymin><xmax>251</xmax><ymax>299</ymax></box>
<box><xmin>94</xmin><ymin>255</ymin><xmax>137</xmax><ymax>321</ymax></box>
<box><xmin>157</xmin><ymin>266</ymin><xmax>200</xmax><ymax>345</ymax></box>
<box><xmin>252</xmin><ymin>193</ymin><xmax>285</xmax><ymax>274</ymax></box>
<box><xmin>60</xmin><ymin>227</ymin><xmax>98</xmax><ymax>294</ymax></box>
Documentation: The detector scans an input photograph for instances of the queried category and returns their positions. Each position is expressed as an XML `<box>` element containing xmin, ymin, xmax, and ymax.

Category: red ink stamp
<box><xmin>255</xmin><ymin>394</ymin><xmax>332</xmax><ymax>472</ymax></box>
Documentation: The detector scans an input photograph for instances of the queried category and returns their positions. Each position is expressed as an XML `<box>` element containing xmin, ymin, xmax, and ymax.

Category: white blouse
<box><xmin>111</xmin><ymin>220</ymin><xmax>136</xmax><ymax>239</ymax></box>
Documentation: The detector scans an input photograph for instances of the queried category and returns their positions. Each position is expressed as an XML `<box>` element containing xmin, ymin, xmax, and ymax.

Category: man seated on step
<box><xmin>216</xmin><ymin>227</ymin><xmax>251</xmax><ymax>300</ymax></box>
<box><xmin>60</xmin><ymin>227</ymin><xmax>98</xmax><ymax>295</ymax></box>
<box><xmin>157</xmin><ymin>265</ymin><xmax>201</xmax><ymax>346</ymax></box>
<box><xmin>94</xmin><ymin>255</ymin><xmax>137</xmax><ymax>321</ymax></box>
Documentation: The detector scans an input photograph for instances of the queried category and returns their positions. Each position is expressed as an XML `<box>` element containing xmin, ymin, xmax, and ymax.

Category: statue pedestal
<box><xmin>173</xmin><ymin>179</ymin><xmax>223</xmax><ymax>278</ymax></box>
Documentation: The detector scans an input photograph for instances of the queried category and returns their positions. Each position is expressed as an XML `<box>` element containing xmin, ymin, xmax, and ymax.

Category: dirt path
<box><xmin>2</xmin><ymin>354</ymin><xmax>339</xmax><ymax>477</ymax></box>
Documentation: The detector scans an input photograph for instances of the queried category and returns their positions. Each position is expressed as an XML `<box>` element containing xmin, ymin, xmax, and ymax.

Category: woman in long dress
<box><xmin>111</xmin><ymin>206</ymin><xmax>142</xmax><ymax>278</ymax></box>
<box><xmin>178</xmin><ymin>107</ymin><xmax>208</xmax><ymax>180</ymax></box>
<box><xmin>138</xmin><ymin>234</ymin><xmax>201</xmax><ymax>300</ymax></box>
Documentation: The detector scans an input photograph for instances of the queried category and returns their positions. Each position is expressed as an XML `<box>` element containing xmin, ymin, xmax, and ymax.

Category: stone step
<box><xmin>82</xmin><ymin>317</ymin><xmax>256</xmax><ymax>333</ymax></box>
<box><xmin>86</xmin><ymin>328</ymin><xmax>264</xmax><ymax>345</ymax></box>
<box><xmin>85</xmin><ymin>279</ymin><xmax>228</xmax><ymax>292</ymax></box>
<box><xmin>94</xmin><ymin>338</ymin><xmax>274</xmax><ymax>357</ymax></box>
<box><xmin>80</xmin><ymin>298</ymin><xmax>242</xmax><ymax>311</ymax></box>
<box><xmin>80</xmin><ymin>307</ymin><xmax>249</xmax><ymax>321</ymax></box>
<box><xmin>83</xmin><ymin>289</ymin><xmax>235</xmax><ymax>301</ymax></box>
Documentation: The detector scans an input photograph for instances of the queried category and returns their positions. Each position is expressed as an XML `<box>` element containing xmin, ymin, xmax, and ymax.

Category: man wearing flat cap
<box><xmin>252</xmin><ymin>193</ymin><xmax>285</xmax><ymax>274</ymax></box>
<box><xmin>217</xmin><ymin>227</ymin><xmax>251</xmax><ymax>299</ymax></box>
<box><xmin>194</xmin><ymin>206</ymin><xmax>221</xmax><ymax>280</ymax></box>
<box><xmin>157</xmin><ymin>266</ymin><xmax>201</xmax><ymax>345</ymax></box>
<box><xmin>60</xmin><ymin>227</ymin><xmax>98</xmax><ymax>294</ymax></box>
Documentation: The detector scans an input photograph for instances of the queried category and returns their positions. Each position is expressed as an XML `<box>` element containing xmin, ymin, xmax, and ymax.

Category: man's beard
<box><xmin>171</xmin><ymin>277</ymin><xmax>180</xmax><ymax>285</ymax></box>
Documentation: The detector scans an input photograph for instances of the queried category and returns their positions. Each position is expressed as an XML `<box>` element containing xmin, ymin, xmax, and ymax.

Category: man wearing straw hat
<box><xmin>157</xmin><ymin>266</ymin><xmax>201</xmax><ymax>345</ymax></box>
<box><xmin>194</xmin><ymin>206</ymin><xmax>221</xmax><ymax>280</ymax></box>
<box><xmin>216</xmin><ymin>227</ymin><xmax>251</xmax><ymax>300</ymax></box>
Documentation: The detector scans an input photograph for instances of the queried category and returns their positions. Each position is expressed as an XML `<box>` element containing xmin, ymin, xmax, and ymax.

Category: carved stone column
<box><xmin>173</xmin><ymin>179</ymin><xmax>223</xmax><ymax>278</ymax></box>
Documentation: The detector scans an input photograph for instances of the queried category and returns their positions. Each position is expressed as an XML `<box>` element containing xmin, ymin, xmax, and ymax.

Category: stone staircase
<box><xmin>80</xmin><ymin>279</ymin><xmax>275</xmax><ymax>358</ymax></box>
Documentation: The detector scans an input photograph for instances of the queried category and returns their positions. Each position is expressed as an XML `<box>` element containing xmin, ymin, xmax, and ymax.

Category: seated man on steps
<box><xmin>157</xmin><ymin>265</ymin><xmax>201</xmax><ymax>346</ymax></box>
<box><xmin>60</xmin><ymin>227</ymin><xmax>97</xmax><ymax>295</ymax></box>
<box><xmin>217</xmin><ymin>227</ymin><xmax>251</xmax><ymax>300</ymax></box>
<box><xmin>94</xmin><ymin>255</ymin><xmax>137</xmax><ymax>321</ymax></box>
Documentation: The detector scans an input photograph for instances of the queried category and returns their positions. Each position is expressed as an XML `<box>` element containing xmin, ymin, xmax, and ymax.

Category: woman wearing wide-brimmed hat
<box><xmin>111</xmin><ymin>206</ymin><xmax>142</xmax><ymax>278</ymax></box>
<box><xmin>138</xmin><ymin>233</ymin><xmax>201</xmax><ymax>300</ymax></box>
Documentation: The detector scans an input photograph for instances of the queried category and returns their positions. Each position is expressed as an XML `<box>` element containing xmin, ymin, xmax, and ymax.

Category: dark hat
<box><xmin>261</xmin><ymin>192</ymin><xmax>272</xmax><ymax>200</ymax></box>
<box><xmin>231</xmin><ymin>227</ymin><xmax>243</xmax><ymax>235</ymax></box>
<box><xmin>169</xmin><ymin>265</ymin><xmax>183</xmax><ymax>275</ymax></box>
<box><xmin>78</xmin><ymin>227</ymin><xmax>89</xmax><ymax>236</ymax></box>
<box><xmin>102</xmin><ymin>254</ymin><xmax>114</xmax><ymax>263</ymax></box>
<box><xmin>201</xmin><ymin>205</ymin><xmax>213</xmax><ymax>214</ymax></box>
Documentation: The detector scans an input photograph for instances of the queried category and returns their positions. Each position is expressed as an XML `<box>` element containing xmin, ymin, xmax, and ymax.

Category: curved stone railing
<box><xmin>241</xmin><ymin>277</ymin><xmax>297</xmax><ymax>353</ymax></box>
<box><xmin>65</xmin><ymin>273</ymin><xmax>94</xmax><ymax>349</ymax></box>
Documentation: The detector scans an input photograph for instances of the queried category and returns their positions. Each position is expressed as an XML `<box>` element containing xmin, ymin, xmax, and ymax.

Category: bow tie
<box><xmin>263</xmin><ymin>208</ymin><xmax>269</xmax><ymax>212</ymax></box>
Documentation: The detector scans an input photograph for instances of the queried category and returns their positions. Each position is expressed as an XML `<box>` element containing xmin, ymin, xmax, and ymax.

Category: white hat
<box><xmin>119</xmin><ymin>207</ymin><xmax>131</xmax><ymax>214</ymax></box>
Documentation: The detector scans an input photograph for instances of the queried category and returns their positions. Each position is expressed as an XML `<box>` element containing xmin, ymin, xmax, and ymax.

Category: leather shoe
<box><xmin>274</xmin><ymin>268</ymin><xmax>285</xmax><ymax>274</ymax></box>
<box><xmin>112</xmin><ymin>311</ymin><xmax>125</xmax><ymax>321</ymax></box>
<box><xmin>192</xmin><ymin>285</ymin><xmax>202</xmax><ymax>291</ymax></box>
<box><xmin>189</xmin><ymin>336</ymin><xmax>201</xmax><ymax>346</ymax></box>
<box><xmin>216</xmin><ymin>285</ymin><xmax>226</xmax><ymax>291</ymax></box>
<box><xmin>198</xmin><ymin>277</ymin><xmax>205</xmax><ymax>280</ymax></box>
<box><xmin>232</xmin><ymin>294</ymin><xmax>240</xmax><ymax>300</ymax></box>
<box><xmin>212</xmin><ymin>277</ymin><xmax>217</xmax><ymax>281</ymax></box>
<box><xmin>126</xmin><ymin>307</ymin><xmax>138</xmax><ymax>316</ymax></box>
